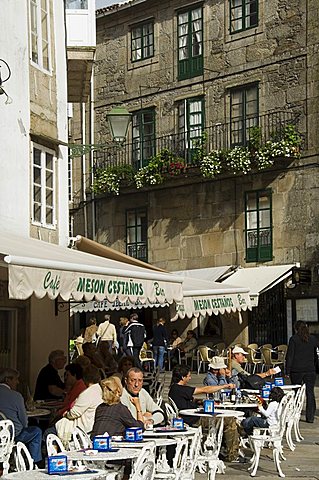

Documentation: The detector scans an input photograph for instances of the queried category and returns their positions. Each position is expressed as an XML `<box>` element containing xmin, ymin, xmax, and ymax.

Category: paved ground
<box><xmin>160</xmin><ymin>371</ymin><xmax>319</xmax><ymax>479</ymax></box>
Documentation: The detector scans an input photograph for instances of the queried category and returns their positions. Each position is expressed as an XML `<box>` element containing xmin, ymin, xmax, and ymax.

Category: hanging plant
<box><xmin>200</xmin><ymin>150</ymin><xmax>222</xmax><ymax>178</ymax></box>
<box><xmin>226</xmin><ymin>146</ymin><xmax>252</xmax><ymax>174</ymax></box>
<box><xmin>92</xmin><ymin>164</ymin><xmax>135</xmax><ymax>195</ymax></box>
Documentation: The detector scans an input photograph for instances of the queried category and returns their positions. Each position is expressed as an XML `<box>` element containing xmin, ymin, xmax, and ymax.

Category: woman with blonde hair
<box><xmin>91</xmin><ymin>376</ymin><xmax>144</xmax><ymax>437</ymax></box>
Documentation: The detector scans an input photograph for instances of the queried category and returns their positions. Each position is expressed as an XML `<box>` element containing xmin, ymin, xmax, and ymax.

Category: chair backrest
<box><xmin>132</xmin><ymin>443</ymin><xmax>156</xmax><ymax>476</ymax></box>
<box><xmin>188</xmin><ymin>426</ymin><xmax>202</xmax><ymax>461</ymax></box>
<box><xmin>261</xmin><ymin>346</ymin><xmax>272</xmax><ymax>365</ymax></box>
<box><xmin>129</xmin><ymin>460</ymin><xmax>155</xmax><ymax>480</ymax></box>
<box><xmin>172</xmin><ymin>437</ymin><xmax>188</xmax><ymax>476</ymax></box>
<box><xmin>46</xmin><ymin>433</ymin><xmax>66</xmax><ymax>456</ymax></box>
<box><xmin>0</xmin><ymin>411</ymin><xmax>7</xmax><ymax>420</ymax></box>
<box><xmin>71</xmin><ymin>427</ymin><xmax>92</xmax><ymax>450</ymax></box>
<box><xmin>0</xmin><ymin>419</ymin><xmax>15</xmax><ymax>475</ymax></box>
<box><xmin>275</xmin><ymin>344</ymin><xmax>288</xmax><ymax>362</ymax></box>
<box><xmin>168</xmin><ymin>396</ymin><xmax>179</xmax><ymax>415</ymax></box>
<box><xmin>14</xmin><ymin>442</ymin><xmax>34</xmax><ymax>471</ymax></box>
<box><xmin>165</xmin><ymin>402</ymin><xmax>176</xmax><ymax>421</ymax></box>
<box><xmin>213</xmin><ymin>342</ymin><xmax>226</xmax><ymax>355</ymax></box>
<box><xmin>198</xmin><ymin>346</ymin><xmax>212</xmax><ymax>362</ymax></box>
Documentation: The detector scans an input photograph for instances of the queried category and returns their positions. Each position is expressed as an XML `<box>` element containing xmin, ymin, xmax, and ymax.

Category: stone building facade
<box><xmin>73</xmin><ymin>0</ymin><xmax>319</xmax><ymax>346</ymax></box>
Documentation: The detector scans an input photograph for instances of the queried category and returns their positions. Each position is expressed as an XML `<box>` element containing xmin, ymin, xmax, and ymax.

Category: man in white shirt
<box><xmin>96</xmin><ymin>314</ymin><xmax>117</xmax><ymax>352</ymax></box>
<box><xmin>121</xmin><ymin>367</ymin><xmax>164</xmax><ymax>426</ymax></box>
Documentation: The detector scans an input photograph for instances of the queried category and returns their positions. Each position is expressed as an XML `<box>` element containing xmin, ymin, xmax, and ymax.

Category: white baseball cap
<box><xmin>208</xmin><ymin>356</ymin><xmax>227</xmax><ymax>370</ymax></box>
<box><xmin>232</xmin><ymin>346</ymin><xmax>248</xmax><ymax>355</ymax></box>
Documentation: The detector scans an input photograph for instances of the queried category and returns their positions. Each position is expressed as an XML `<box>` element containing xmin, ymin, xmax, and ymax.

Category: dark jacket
<box><xmin>286</xmin><ymin>333</ymin><xmax>318</xmax><ymax>375</ymax></box>
<box><xmin>152</xmin><ymin>324</ymin><xmax>168</xmax><ymax>347</ymax></box>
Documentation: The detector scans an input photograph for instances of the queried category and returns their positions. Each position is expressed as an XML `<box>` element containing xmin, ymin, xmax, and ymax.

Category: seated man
<box><xmin>34</xmin><ymin>350</ymin><xmax>66</xmax><ymax>401</ymax></box>
<box><xmin>171</xmin><ymin>330</ymin><xmax>197</xmax><ymax>367</ymax></box>
<box><xmin>0</xmin><ymin>368</ymin><xmax>42</xmax><ymax>465</ymax></box>
<box><xmin>169</xmin><ymin>364</ymin><xmax>235</xmax><ymax>427</ymax></box>
<box><xmin>202</xmin><ymin>357</ymin><xmax>243</xmax><ymax>463</ymax></box>
<box><xmin>231</xmin><ymin>346</ymin><xmax>276</xmax><ymax>388</ymax></box>
<box><xmin>121</xmin><ymin>367</ymin><xmax>165</xmax><ymax>426</ymax></box>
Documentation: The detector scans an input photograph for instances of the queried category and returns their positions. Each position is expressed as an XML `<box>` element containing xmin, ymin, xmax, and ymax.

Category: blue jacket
<box><xmin>203</xmin><ymin>371</ymin><xmax>229</xmax><ymax>386</ymax></box>
<box><xmin>0</xmin><ymin>384</ymin><xmax>28</xmax><ymax>436</ymax></box>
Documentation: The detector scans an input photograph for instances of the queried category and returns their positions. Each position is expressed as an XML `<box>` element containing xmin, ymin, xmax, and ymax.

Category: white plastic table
<box><xmin>3</xmin><ymin>469</ymin><xmax>110</xmax><ymax>480</ymax></box>
<box><xmin>143</xmin><ymin>427</ymin><xmax>198</xmax><ymax>437</ymax></box>
<box><xmin>217</xmin><ymin>402</ymin><xmax>259</xmax><ymax>409</ymax></box>
<box><xmin>281</xmin><ymin>384</ymin><xmax>301</xmax><ymax>390</ymax></box>
<box><xmin>179</xmin><ymin>408</ymin><xmax>245</xmax><ymax>418</ymax></box>
<box><xmin>66</xmin><ymin>447</ymin><xmax>141</xmax><ymax>463</ymax></box>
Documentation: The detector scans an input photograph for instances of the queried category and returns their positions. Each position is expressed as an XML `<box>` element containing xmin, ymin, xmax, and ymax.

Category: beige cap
<box><xmin>232</xmin><ymin>346</ymin><xmax>248</xmax><ymax>355</ymax></box>
<box><xmin>208</xmin><ymin>356</ymin><xmax>227</xmax><ymax>370</ymax></box>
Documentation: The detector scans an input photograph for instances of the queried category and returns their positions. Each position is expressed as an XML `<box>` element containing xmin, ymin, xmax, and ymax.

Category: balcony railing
<box><xmin>94</xmin><ymin>110</ymin><xmax>302</xmax><ymax>172</ymax></box>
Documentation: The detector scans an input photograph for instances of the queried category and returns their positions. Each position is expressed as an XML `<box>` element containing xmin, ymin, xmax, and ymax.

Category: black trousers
<box><xmin>290</xmin><ymin>371</ymin><xmax>316</xmax><ymax>422</ymax></box>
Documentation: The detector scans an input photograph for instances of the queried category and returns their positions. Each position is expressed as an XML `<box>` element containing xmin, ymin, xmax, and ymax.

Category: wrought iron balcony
<box><xmin>93</xmin><ymin>110</ymin><xmax>303</xmax><ymax>172</ymax></box>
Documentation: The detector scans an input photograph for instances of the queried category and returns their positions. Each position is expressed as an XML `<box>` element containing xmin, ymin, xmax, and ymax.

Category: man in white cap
<box><xmin>231</xmin><ymin>346</ymin><xmax>276</xmax><ymax>388</ymax></box>
<box><xmin>204</xmin><ymin>356</ymin><xmax>231</xmax><ymax>386</ymax></box>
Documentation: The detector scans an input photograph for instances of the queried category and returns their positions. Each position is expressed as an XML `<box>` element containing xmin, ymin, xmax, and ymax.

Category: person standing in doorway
<box><xmin>286</xmin><ymin>320</ymin><xmax>318</xmax><ymax>423</ymax></box>
<box><xmin>96</xmin><ymin>314</ymin><xmax>117</xmax><ymax>353</ymax></box>
<box><xmin>123</xmin><ymin>313</ymin><xmax>146</xmax><ymax>368</ymax></box>
<box><xmin>152</xmin><ymin>318</ymin><xmax>168</xmax><ymax>372</ymax></box>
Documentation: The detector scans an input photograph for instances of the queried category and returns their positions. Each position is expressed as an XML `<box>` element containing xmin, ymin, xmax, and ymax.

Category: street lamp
<box><xmin>106</xmin><ymin>105</ymin><xmax>132</xmax><ymax>143</ymax></box>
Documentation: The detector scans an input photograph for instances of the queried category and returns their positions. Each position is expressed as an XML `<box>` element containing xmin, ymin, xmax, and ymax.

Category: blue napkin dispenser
<box><xmin>203</xmin><ymin>399</ymin><xmax>215</xmax><ymax>413</ymax></box>
<box><xmin>125</xmin><ymin>427</ymin><xmax>143</xmax><ymax>441</ymax></box>
<box><xmin>93</xmin><ymin>435</ymin><xmax>111</xmax><ymax>451</ymax></box>
<box><xmin>47</xmin><ymin>455</ymin><xmax>68</xmax><ymax>474</ymax></box>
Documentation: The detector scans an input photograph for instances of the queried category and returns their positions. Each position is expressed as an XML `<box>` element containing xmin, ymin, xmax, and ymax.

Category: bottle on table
<box><xmin>230</xmin><ymin>387</ymin><xmax>236</xmax><ymax>403</ymax></box>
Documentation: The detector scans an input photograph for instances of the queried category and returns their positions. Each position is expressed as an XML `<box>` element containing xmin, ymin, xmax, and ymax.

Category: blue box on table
<box><xmin>47</xmin><ymin>455</ymin><xmax>68</xmax><ymax>474</ymax></box>
<box><xmin>262</xmin><ymin>386</ymin><xmax>270</xmax><ymax>399</ymax></box>
<box><xmin>93</xmin><ymin>435</ymin><xmax>111</xmax><ymax>451</ymax></box>
<box><xmin>274</xmin><ymin>377</ymin><xmax>284</xmax><ymax>386</ymax></box>
<box><xmin>203</xmin><ymin>399</ymin><xmax>215</xmax><ymax>414</ymax></box>
<box><xmin>125</xmin><ymin>427</ymin><xmax>143</xmax><ymax>441</ymax></box>
<box><xmin>172</xmin><ymin>417</ymin><xmax>184</xmax><ymax>429</ymax></box>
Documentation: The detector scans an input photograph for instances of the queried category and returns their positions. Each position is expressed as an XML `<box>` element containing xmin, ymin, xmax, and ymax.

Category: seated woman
<box><xmin>91</xmin><ymin>376</ymin><xmax>144</xmax><ymax>437</ymax></box>
<box><xmin>241</xmin><ymin>387</ymin><xmax>285</xmax><ymax>435</ymax></box>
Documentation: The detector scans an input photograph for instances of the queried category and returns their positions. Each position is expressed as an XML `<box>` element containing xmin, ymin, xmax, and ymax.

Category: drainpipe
<box><xmin>90</xmin><ymin>72</ymin><xmax>96</xmax><ymax>239</ymax></box>
<box><xmin>82</xmin><ymin>102</ymin><xmax>87</xmax><ymax>237</ymax></box>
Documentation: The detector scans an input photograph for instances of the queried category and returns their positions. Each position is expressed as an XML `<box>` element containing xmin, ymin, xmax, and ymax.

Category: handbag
<box><xmin>239</xmin><ymin>373</ymin><xmax>265</xmax><ymax>389</ymax></box>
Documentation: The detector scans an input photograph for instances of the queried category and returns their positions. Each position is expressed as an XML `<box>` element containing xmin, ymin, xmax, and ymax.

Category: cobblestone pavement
<box><xmin>161</xmin><ymin>371</ymin><xmax>319</xmax><ymax>479</ymax></box>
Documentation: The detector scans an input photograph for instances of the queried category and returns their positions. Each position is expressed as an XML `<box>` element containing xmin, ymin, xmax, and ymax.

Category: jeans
<box><xmin>153</xmin><ymin>346</ymin><xmax>165</xmax><ymax>370</ymax></box>
<box><xmin>290</xmin><ymin>371</ymin><xmax>316</xmax><ymax>422</ymax></box>
<box><xmin>242</xmin><ymin>416</ymin><xmax>269</xmax><ymax>435</ymax></box>
<box><xmin>16</xmin><ymin>426</ymin><xmax>42</xmax><ymax>462</ymax></box>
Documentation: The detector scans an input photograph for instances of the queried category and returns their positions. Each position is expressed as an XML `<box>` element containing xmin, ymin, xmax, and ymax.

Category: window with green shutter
<box><xmin>178</xmin><ymin>6</ymin><xmax>203</xmax><ymax>80</ymax></box>
<box><xmin>230</xmin><ymin>0</ymin><xmax>258</xmax><ymax>34</ymax></box>
<box><xmin>132</xmin><ymin>109</ymin><xmax>156</xmax><ymax>170</ymax></box>
<box><xmin>178</xmin><ymin>97</ymin><xmax>204</xmax><ymax>163</ymax></box>
<box><xmin>230</xmin><ymin>84</ymin><xmax>258</xmax><ymax>147</ymax></box>
<box><xmin>245</xmin><ymin>189</ymin><xmax>272</xmax><ymax>262</ymax></box>
<box><xmin>126</xmin><ymin>208</ymin><xmax>148</xmax><ymax>262</ymax></box>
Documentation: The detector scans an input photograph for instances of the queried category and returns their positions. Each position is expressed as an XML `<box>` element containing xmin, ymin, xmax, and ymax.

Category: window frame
<box><xmin>177</xmin><ymin>5</ymin><xmax>203</xmax><ymax>81</ymax></box>
<box><xmin>29</xmin><ymin>0</ymin><xmax>51</xmax><ymax>72</ymax></box>
<box><xmin>132</xmin><ymin>108</ymin><xmax>156</xmax><ymax>170</ymax></box>
<box><xmin>131</xmin><ymin>20</ymin><xmax>154</xmax><ymax>63</ymax></box>
<box><xmin>32</xmin><ymin>142</ymin><xmax>56</xmax><ymax>228</ymax></box>
<box><xmin>126</xmin><ymin>208</ymin><xmax>148</xmax><ymax>263</ymax></box>
<box><xmin>230</xmin><ymin>83</ymin><xmax>259</xmax><ymax>147</ymax></box>
<box><xmin>229</xmin><ymin>0</ymin><xmax>258</xmax><ymax>34</ymax></box>
<box><xmin>178</xmin><ymin>96</ymin><xmax>205</xmax><ymax>162</ymax></box>
<box><xmin>245</xmin><ymin>189</ymin><xmax>272</xmax><ymax>263</ymax></box>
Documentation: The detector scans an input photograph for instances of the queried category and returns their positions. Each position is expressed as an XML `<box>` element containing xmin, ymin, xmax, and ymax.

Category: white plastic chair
<box><xmin>71</xmin><ymin>427</ymin><xmax>92</xmax><ymax>450</ymax></box>
<box><xmin>168</xmin><ymin>397</ymin><xmax>179</xmax><ymax>416</ymax></box>
<box><xmin>196</xmin><ymin>417</ymin><xmax>226</xmax><ymax>480</ymax></box>
<box><xmin>197</xmin><ymin>346</ymin><xmax>214</xmax><ymax>374</ymax></box>
<box><xmin>46</xmin><ymin>433</ymin><xmax>66</xmax><ymax>456</ymax></box>
<box><xmin>183</xmin><ymin>426</ymin><xmax>205</xmax><ymax>480</ymax></box>
<box><xmin>13</xmin><ymin>441</ymin><xmax>34</xmax><ymax>471</ymax></box>
<box><xmin>0</xmin><ymin>419</ymin><xmax>15</xmax><ymax>475</ymax></box>
<box><xmin>248</xmin><ymin>392</ymin><xmax>293</xmax><ymax>477</ymax></box>
<box><xmin>130</xmin><ymin>460</ymin><xmax>155</xmax><ymax>480</ymax></box>
<box><xmin>154</xmin><ymin>437</ymin><xmax>188</xmax><ymax>480</ymax></box>
<box><xmin>286</xmin><ymin>384</ymin><xmax>306</xmax><ymax>450</ymax></box>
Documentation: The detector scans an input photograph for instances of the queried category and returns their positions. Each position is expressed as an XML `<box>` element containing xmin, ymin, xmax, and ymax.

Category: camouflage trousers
<box><xmin>222</xmin><ymin>417</ymin><xmax>240</xmax><ymax>461</ymax></box>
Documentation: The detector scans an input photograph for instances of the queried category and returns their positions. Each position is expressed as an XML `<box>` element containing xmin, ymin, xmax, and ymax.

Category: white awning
<box><xmin>71</xmin><ymin>272</ymin><xmax>252</xmax><ymax>318</ymax></box>
<box><xmin>173</xmin><ymin>266</ymin><xmax>233</xmax><ymax>282</ymax></box>
<box><xmin>222</xmin><ymin>264</ymin><xmax>297</xmax><ymax>306</ymax></box>
<box><xmin>0</xmin><ymin>233</ymin><xmax>183</xmax><ymax>305</ymax></box>
<box><xmin>172</xmin><ymin>276</ymin><xmax>251</xmax><ymax>319</ymax></box>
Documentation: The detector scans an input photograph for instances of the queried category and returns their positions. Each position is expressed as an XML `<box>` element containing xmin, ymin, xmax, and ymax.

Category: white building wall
<box><xmin>0</xmin><ymin>1</ymin><xmax>30</xmax><ymax>236</ymax></box>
